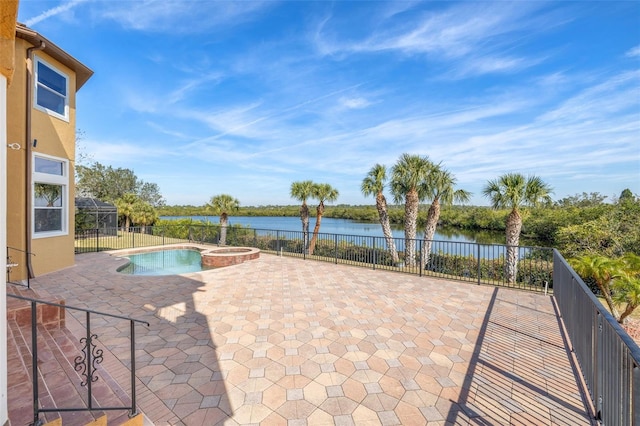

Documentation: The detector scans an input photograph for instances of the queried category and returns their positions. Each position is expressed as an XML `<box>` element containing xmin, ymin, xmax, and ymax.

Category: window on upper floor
<box><xmin>33</xmin><ymin>154</ymin><xmax>68</xmax><ymax>237</ymax></box>
<box><xmin>34</xmin><ymin>57</ymin><xmax>69</xmax><ymax>121</ymax></box>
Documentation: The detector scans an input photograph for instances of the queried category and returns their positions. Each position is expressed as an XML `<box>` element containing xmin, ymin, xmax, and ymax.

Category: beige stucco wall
<box><xmin>2</xmin><ymin>3</ymin><xmax>19</xmax><ymax>425</ymax></box>
<box><xmin>6</xmin><ymin>38</ymin><xmax>27</xmax><ymax>281</ymax></box>
<box><xmin>7</xmin><ymin>37</ymin><xmax>78</xmax><ymax>279</ymax></box>
<box><xmin>0</xmin><ymin>0</ymin><xmax>18</xmax><ymax>83</ymax></box>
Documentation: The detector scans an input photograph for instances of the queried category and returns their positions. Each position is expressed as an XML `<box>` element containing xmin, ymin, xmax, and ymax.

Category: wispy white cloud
<box><xmin>23</xmin><ymin>0</ymin><xmax>88</xmax><ymax>26</ymax></box>
<box><xmin>98</xmin><ymin>0</ymin><xmax>276</xmax><ymax>34</ymax></box>
<box><xmin>448</xmin><ymin>55</ymin><xmax>547</xmax><ymax>78</ymax></box>
<box><xmin>317</xmin><ymin>2</ymin><xmax>540</xmax><ymax>56</ymax></box>
<box><xmin>32</xmin><ymin>0</ymin><xmax>633</xmax><ymax>205</ymax></box>
<box><xmin>626</xmin><ymin>45</ymin><xmax>640</xmax><ymax>58</ymax></box>
<box><xmin>538</xmin><ymin>70</ymin><xmax>640</xmax><ymax>123</ymax></box>
<box><xmin>313</xmin><ymin>2</ymin><xmax>563</xmax><ymax>78</ymax></box>
<box><xmin>339</xmin><ymin>97</ymin><xmax>372</xmax><ymax>110</ymax></box>
<box><xmin>166</xmin><ymin>73</ymin><xmax>224</xmax><ymax>105</ymax></box>
<box><xmin>85</xmin><ymin>139</ymin><xmax>171</xmax><ymax>165</ymax></box>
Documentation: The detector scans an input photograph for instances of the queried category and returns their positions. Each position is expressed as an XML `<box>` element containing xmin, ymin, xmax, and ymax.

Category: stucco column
<box><xmin>1</xmin><ymin>2</ymin><xmax>19</xmax><ymax>425</ymax></box>
<box><xmin>0</xmin><ymin>0</ymin><xmax>18</xmax><ymax>84</ymax></box>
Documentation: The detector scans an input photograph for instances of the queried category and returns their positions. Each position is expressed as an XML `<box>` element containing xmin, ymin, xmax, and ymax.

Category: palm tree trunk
<box><xmin>619</xmin><ymin>303</ymin><xmax>636</xmax><ymax>324</ymax></box>
<box><xmin>300</xmin><ymin>204</ymin><xmax>309</xmax><ymax>253</ymax></box>
<box><xmin>220</xmin><ymin>214</ymin><xmax>228</xmax><ymax>246</ymax></box>
<box><xmin>377</xmin><ymin>193</ymin><xmax>399</xmax><ymax>265</ymax></box>
<box><xmin>308</xmin><ymin>202</ymin><xmax>324</xmax><ymax>255</ymax></box>
<box><xmin>404</xmin><ymin>189</ymin><xmax>419</xmax><ymax>267</ymax></box>
<box><xmin>421</xmin><ymin>200</ymin><xmax>440</xmax><ymax>269</ymax></box>
<box><xmin>505</xmin><ymin>209</ymin><xmax>522</xmax><ymax>283</ymax></box>
<box><xmin>598</xmin><ymin>282</ymin><xmax>622</xmax><ymax>321</ymax></box>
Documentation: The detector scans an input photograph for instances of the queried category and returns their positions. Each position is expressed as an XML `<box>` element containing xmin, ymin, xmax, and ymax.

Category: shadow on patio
<box><xmin>10</xmin><ymin>250</ymin><xmax>592</xmax><ymax>425</ymax></box>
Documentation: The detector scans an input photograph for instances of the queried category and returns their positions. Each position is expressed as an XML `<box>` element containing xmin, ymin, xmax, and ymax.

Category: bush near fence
<box><xmin>427</xmin><ymin>252</ymin><xmax>552</xmax><ymax>288</ymax></box>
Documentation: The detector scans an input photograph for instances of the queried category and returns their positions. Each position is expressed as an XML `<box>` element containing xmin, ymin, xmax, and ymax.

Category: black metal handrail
<box><xmin>7</xmin><ymin>293</ymin><xmax>149</xmax><ymax>426</ymax></box>
<box><xmin>553</xmin><ymin>250</ymin><xmax>640</xmax><ymax>425</ymax></box>
<box><xmin>6</xmin><ymin>246</ymin><xmax>35</xmax><ymax>288</ymax></box>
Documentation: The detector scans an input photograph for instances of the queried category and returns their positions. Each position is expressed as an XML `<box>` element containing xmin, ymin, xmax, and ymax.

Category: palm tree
<box><xmin>361</xmin><ymin>164</ymin><xmax>400</xmax><ymax>265</ymax></box>
<box><xmin>290</xmin><ymin>180</ymin><xmax>315</xmax><ymax>253</ymax></box>
<box><xmin>421</xmin><ymin>165</ymin><xmax>471</xmax><ymax>268</ymax></box>
<box><xmin>207</xmin><ymin>194</ymin><xmax>240</xmax><ymax>246</ymax></box>
<box><xmin>613</xmin><ymin>254</ymin><xmax>640</xmax><ymax>324</ymax></box>
<box><xmin>390</xmin><ymin>154</ymin><xmax>432</xmax><ymax>268</ymax></box>
<box><xmin>482</xmin><ymin>173</ymin><xmax>552</xmax><ymax>283</ymax></box>
<box><xmin>130</xmin><ymin>202</ymin><xmax>158</xmax><ymax>234</ymax></box>
<box><xmin>571</xmin><ymin>255</ymin><xmax>625</xmax><ymax>321</ymax></box>
<box><xmin>308</xmin><ymin>183</ymin><xmax>339</xmax><ymax>255</ymax></box>
<box><xmin>115</xmin><ymin>193</ymin><xmax>139</xmax><ymax>232</ymax></box>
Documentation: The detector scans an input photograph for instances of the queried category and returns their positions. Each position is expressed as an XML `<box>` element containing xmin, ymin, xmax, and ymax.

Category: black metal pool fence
<box><xmin>76</xmin><ymin>224</ymin><xmax>553</xmax><ymax>292</ymax></box>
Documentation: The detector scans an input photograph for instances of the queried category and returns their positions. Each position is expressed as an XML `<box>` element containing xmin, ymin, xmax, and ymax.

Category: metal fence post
<box><xmin>334</xmin><ymin>234</ymin><xmax>338</xmax><ymax>264</ymax></box>
<box><xmin>372</xmin><ymin>237</ymin><xmax>376</xmax><ymax>270</ymax></box>
<box><xmin>418</xmin><ymin>239</ymin><xmax>422</xmax><ymax>277</ymax></box>
<box><xmin>634</xmin><ymin>363</ymin><xmax>640</xmax><ymax>425</ymax></box>
<box><xmin>95</xmin><ymin>228</ymin><xmax>99</xmax><ymax>253</ymax></box>
<box><xmin>477</xmin><ymin>243</ymin><xmax>481</xmax><ymax>285</ymax></box>
<box><xmin>596</xmin><ymin>312</ymin><xmax>603</xmax><ymax>422</ymax></box>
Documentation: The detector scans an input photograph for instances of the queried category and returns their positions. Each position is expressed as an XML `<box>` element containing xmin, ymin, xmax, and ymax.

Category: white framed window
<box><xmin>34</xmin><ymin>56</ymin><xmax>69</xmax><ymax>121</ymax></box>
<box><xmin>33</xmin><ymin>154</ymin><xmax>68</xmax><ymax>238</ymax></box>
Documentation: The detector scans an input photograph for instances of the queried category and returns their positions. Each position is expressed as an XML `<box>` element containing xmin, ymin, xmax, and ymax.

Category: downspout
<box><xmin>25</xmin><ymin>40</ymin><xmax>45</xmax><ymax>279</ymax></box>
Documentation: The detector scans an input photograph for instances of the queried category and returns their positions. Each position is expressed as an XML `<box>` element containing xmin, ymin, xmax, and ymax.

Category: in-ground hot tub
<box><xmin>201</xmin><ymin>247</ymin><xmax>260</xmax><ymax>268</ymax></box>
<box><xmin>112</xmin><ymin>245</ymin><xmax>260</xmax><ymax>275</ymax></box>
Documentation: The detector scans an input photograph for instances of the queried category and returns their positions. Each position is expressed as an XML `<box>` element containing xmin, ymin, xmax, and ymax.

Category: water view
<box><xmin>161</xmin><ymin>216</ymin><xmax>507</xmax><ymax>245</ymax></box>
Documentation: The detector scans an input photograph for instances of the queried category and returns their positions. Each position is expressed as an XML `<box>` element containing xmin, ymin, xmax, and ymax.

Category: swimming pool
<box><xmin>118</xmin><ymin>249</ymin><xmax>210</xmax><ymax>276</ymax></box>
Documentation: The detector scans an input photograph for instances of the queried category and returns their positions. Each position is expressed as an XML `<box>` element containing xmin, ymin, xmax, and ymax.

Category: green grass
<box><xmin>75</xmin><ymin>230</ymin><xmax>191</xmax><ymax>253</ymax></box>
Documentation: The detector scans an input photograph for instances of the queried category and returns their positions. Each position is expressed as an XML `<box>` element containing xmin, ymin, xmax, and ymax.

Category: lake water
<box><xmin>160</xmin><ymin>215</ymin><xmax>495</xmax><ymax>244</ymax></box>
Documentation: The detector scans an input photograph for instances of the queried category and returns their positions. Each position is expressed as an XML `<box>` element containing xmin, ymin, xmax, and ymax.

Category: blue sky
<box><xmin>18</xmin><ymin>1</ymin><xmax>640</xmax><ymax>207</ymax></box>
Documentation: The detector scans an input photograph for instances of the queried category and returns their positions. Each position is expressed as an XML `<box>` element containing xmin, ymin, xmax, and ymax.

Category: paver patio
<box><xmin>10</xmin><ymin>248</ymin><xmax>593</xmax><ymax>425</ymax></box>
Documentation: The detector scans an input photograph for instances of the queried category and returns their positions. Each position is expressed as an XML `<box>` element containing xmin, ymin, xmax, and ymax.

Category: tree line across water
<box><xmin>76</xmin><ymin>157</ymin><xmax>640</xmax><ymax>324</ymax></box>
<box><xmin>158</xmin><ymin>191</ymin><xmax>639</xmax><ymax>257</ymax></box>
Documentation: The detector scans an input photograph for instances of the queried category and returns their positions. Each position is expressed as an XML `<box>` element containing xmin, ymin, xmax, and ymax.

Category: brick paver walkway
<box><xmin>17</xmin><ymin>248</ymin><xmax>592</xmax><ymax>425</ymax></box>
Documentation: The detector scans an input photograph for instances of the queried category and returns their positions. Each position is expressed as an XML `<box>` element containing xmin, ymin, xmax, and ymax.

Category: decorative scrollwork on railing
<box><xmin>73</xmin><ymin>334</ymin><xmax>104</xmax><ymax>386</ymax></box>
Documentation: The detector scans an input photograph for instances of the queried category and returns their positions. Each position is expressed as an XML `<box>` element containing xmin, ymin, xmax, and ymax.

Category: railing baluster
<box><xmin>130</xmin><ymin>319</ymin><xmax>138</xmax><ymax>417</ymax></box>
<box><xmin>86</xmin><ymin>312</ymin><xmax>93</xmax><ymax>409</ymax></box>
<box><xmin>32</xmin><ymin>300</ymin><xmax>39</xmax><ymax>426</ymax></box>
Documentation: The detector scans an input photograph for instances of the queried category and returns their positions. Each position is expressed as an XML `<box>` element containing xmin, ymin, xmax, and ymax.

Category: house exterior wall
<box><xmin>6</xmin><ymin>37</ymin><xmax>27</xmax><ymax>281</ymax></box>
<box><xmin>6</xmin><ymin>35</ymin><xmax>81</xmax><ymax>279</ymax></box>
<box><xmin>2</xmin><ymin>2</ymin><xmax>19</xmax><ymax>424</ymax></box>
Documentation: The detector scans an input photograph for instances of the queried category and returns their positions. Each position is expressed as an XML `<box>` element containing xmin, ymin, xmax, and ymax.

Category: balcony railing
<box><xmin>7</xmin><ymin>294</ymin><xmax>149</xmax><ymax>426</ymax></box>
<box><xmin>553</xmin><ymin>250</ymin><xmax>640</xmax><ymax>425</ymax></box>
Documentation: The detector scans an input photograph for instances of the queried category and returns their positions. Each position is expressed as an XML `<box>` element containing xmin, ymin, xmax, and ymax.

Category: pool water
<box><xmin>118</xmin><ymin>249</ymin><xmax>210</xmax><ymax>276</ymax></box>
